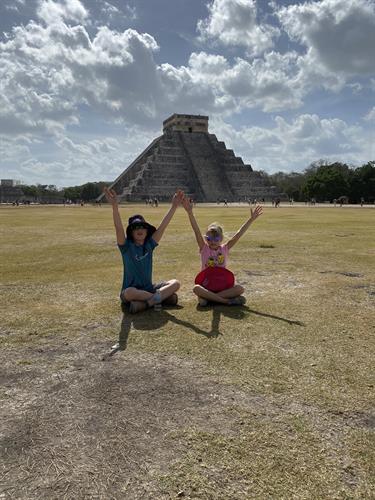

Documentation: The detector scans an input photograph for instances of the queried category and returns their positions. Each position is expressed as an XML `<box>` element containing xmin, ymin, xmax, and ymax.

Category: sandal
<box><xmin>227</xmin><ymin>296</ymin><xmax>246</xmax><ymax>306</ymax></box>
<box><xmin>198</xmin><ymin>298</ymin><xmax>208</xmax><ymax>307</ymax></box>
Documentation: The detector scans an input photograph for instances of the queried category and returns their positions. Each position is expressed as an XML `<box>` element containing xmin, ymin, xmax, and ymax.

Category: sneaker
<box><xmin>228</xmin><ymin>296</ymin><xmax>246</xmax><ymax>306</ymax></box>
<box><xmin>129</xmin><ymin>300</ymin><xmax>148</xmax><ymax>314</ymax></box>
<box><xmin>162</xmin><ymin>293</ymin><xmax>178</xmax><ymax>306</ymax></box>
<box><xmin>198</xmin><ymin>298</ymin><xmax>208</xmax><ymax>307</ymax></box>
<box><xmin>149</xmin><ymin>291</ymin><xmax>163</xmax><ymax>311</ymax></box>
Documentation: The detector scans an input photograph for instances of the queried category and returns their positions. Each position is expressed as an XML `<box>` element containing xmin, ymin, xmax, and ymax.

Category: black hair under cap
<box><xmin>126</xmin><ymin>214</ymin><xmax>156</xmax><ymax>241</ymax></box>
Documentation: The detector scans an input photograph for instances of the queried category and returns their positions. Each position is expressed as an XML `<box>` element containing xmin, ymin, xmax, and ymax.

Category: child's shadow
<box><xmin>198</xmin><ymin>304</ymin><xmax>305</xmax><ymax>338</ymax></box>
<box><xmin>102</xmin><ymin>304</ymin><xmax>305</xmax><ymax>360</ymax></box>
<box><xmin>102</xmin><ymin>304</ymin><xmax>214</xmax><ymax>359</ymax></box>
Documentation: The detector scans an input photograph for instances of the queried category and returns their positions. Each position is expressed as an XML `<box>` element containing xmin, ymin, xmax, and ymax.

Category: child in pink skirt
<box><xmin>182</xmin><ymin>197</ymin><xmax>263</xmax><ymax>306</ymax></box>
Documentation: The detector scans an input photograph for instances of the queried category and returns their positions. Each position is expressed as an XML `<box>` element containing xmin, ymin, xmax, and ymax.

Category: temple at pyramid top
<box><xmin>163</xmin><ymin>114</ymin><xmax>209</xmax><ymax>133</ymax></box>
<box><xmin>99</xmin><ymin>114</ymin><xmax>283</xmax><ymax>203</ymax></box>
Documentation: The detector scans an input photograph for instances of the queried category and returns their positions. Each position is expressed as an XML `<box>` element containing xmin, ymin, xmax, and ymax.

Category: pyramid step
<box><xmin>102</xmin><ymin>119</ymin><xmax>285</xmax><ymax>203</ymax></box>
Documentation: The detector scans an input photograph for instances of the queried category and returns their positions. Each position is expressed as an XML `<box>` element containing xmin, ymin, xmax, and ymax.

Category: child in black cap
<box><xmin>104</xmin><ymin>187</ymin><xmax>183</xmax><ymax>313</ymax></box>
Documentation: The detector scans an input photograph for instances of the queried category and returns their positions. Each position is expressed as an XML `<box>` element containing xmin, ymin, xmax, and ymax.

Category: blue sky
<box><xmin>0</xmin><ymin>0</ymin><xmax>374</xmax><ymax>187</ymax></box>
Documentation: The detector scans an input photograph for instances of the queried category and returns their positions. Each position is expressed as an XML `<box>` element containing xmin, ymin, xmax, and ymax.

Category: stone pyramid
<box><xmin>100</xmin><ymin>114</ymin><xmax>282</xmax><ymax>202</ymax></box>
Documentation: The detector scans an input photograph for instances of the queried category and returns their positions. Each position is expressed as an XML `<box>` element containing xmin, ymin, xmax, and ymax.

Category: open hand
<box><xmin>182</xmin><ymin>195</ymin><xmax>193</xmax><ymax>212</ymax></box>
<box><xmin>103</xmin><ymin>187</ymin><xmax>118</xmax><ymax>206</ymax></box>
<box><xmin>250</xmin><ymin>204</ymin><xmax>263</xmax><ymax>221</ymax></box>
<box><xmin>172</xmin><ymin>189</ymin><xmax>184</xmax><ymax>207</ymax></box>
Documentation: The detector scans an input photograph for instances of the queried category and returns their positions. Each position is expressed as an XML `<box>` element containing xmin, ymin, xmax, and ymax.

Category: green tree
<box><xmin>80</xmin><ymin>182</ymin><xmax>101</xmax><ymax>201</ymax></box>
<box><xmin>21</xmin><ymin>185</ymin><xmax>39</xmax><ymax>199</ymax></box>
<box><xmin>349</xmin><ymin>162</ymin><xmax>375</xmax><ymax>202</ymax></box>
<box><xmin>63</xmin><ymin>186</ymin><xmax>82</xmax><ymax>201</ymax></box>
<box><xmin>303</xmin><ymin>162</ymin><xmax>350</xmax><ymax>201</ymax></box>
<box><xmin>268</xmin><ymin>171</ymin><xmax>306</xmax><ymax>201</ymax></box>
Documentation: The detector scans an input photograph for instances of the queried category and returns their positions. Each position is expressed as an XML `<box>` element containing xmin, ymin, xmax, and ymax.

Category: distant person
<box><xmin>104</xmin><ymin>187</ymin><xmax>182</xmax><ymax>313</ymax></box>
<box><xmin>223</xmin><ymin>199</ymin><xmax>228</xmax><ymax>206</ymax></box>
<box><xmin>182</xmin><ymin>196</ymin><xmax>263</xmax><ymax>306</ymax></box>
<box><xmin>360</xmin><ymin>197</ymin><xmax>364</xmax><ymax>207</ymax></box>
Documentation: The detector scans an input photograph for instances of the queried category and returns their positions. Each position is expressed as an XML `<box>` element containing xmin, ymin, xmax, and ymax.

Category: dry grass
<box><xmin>0</xmin><ymin>203</ymin><xmax>374</xmax><ymax>499</ymax></box>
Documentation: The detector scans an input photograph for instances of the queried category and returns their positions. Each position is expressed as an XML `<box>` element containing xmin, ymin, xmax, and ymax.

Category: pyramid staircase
<box><xmin>99</xmin><ymin>129</ymin><xmax>282</xmax><ymax>202</ymax></box>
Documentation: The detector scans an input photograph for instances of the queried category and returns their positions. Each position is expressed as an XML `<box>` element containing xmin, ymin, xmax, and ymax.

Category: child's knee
<box><xmin>172</xmin><ymin>279</ymin><xmax>180</xmax><ymax>291</ymax></box>
<box><xmin>123</xmin><ymin>287</ymin><xmax>136</xmax><ymax>301</ymax></box>
<box><xmin>236</xmin><ymin>284</ymin><xmax>245</xmax><ymax>295</ymax></box>
<box><xmin>193</xmin><ymin>284</ymin><xmax>203</xmax><ymax>296</ymax></box>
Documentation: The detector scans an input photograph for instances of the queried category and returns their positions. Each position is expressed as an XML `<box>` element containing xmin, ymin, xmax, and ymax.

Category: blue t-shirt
<box><xmin>118</xmin><ymin>237</ymin><xmax>158</xmax><ymax>292</ymax></box>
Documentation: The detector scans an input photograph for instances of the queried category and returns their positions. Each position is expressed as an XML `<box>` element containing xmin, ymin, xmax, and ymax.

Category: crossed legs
<box><xmin>122</xmin><ymin>279</ymin><xmax>180</xmax><ymax>308</ymax></box>
<box><xmin>193</xmin><ymin>284</ymin><xmax>244</xmax><ymax>304</ymax></box>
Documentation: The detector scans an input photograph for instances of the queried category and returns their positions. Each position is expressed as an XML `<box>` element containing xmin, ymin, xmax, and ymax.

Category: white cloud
<box><xmin>0</xmin><ymin>136</ymin><xmax>30</xmax><ymax>162</ymax></box>
<box><xmin>186</xmin><ymin>50</ymin><xmax>304</xmax><ymax>112</ymax></box>
<box><xmin>276</xmin><ymin>0</ymin><xmax>375</xmax><ymax>77</ymax></box>
<box><xmin>99</xmin><ymin>1</ymin><xmax>136</xmax><ymax>21</ymax></box>
<box><xmin>364</xmin><ymin>107</ymin><xmax>375</xmax><ymax>121</ymax></box>
<box><xmin>37</xmin><ymin>0</ymin><xmax>88</xmax><ymax>25</ymax></box>
<box><xmin>1</xmin><ymin>0</ymin><xmax>373</xmax><ymax>186</ymax></box>
<box><xmin>0</xmin><ymin>124</ymin><xmax>159</xmax><ymax>186</ymax></box>
<box><xmin>211</xmin><ymin>113</ymin><xmax>371</xmax><ymax>172</ymax></box>
<box><xmin>4</xmin><ymin>0</ymin><xmax>26</xmax><ymax>12</ymax></box>
<box><xmin>0</xmin><ymin>20</ymin><xmax>163</xmax><ymax>135</ymax></box>
<box><xmin>197</xmin><ymin>0</ymin><xmax>279</xmax><ymax>56</ymax></box>
<box><xmin>2</xmin><ymin>9</ymin><xmax>302</xmax><ymax>139</ymax></box>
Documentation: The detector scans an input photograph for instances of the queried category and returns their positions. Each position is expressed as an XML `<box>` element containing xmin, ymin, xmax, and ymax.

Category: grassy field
<box><xmin>1</xmin><ymin>203</ymin><xmax>374</xmax><ymax>499</ymax></box>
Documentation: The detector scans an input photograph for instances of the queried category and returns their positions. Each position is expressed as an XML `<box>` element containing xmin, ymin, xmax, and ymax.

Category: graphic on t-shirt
<box><xmin>206</xmin><ymin>252</ymin><xmax>224</xmax><ymax>267</ymax></box>
<box><xmin>201</xmin><ymin>244</ymin><xmax>228</xmax><ymax>271</ymax></box>
<box><xmin>207</xmin><ymin>256</ymin><xmax>215</xmax><ymax>267</ymax></box>
<box><xmin>217</xmin><ymin>253</ymin><xmax>225</xmax><ymax>265</ymax></box>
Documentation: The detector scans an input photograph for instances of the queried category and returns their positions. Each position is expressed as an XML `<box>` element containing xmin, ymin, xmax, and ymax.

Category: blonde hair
<box><xmin>206</xmin><ymin>222</ymin><xmax>223</xmax><ymax>239</ymax></box>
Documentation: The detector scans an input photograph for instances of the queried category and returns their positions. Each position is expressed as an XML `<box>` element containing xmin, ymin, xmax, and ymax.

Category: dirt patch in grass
<box><xmin>1</xmin><ymin>205</ymin><xmax>374</xmax><ymax>498</ymax></box>
<box><xmin>1</xmin><ymin>329</ymin><xmax>374</xmax><ymax>499</ymax></box>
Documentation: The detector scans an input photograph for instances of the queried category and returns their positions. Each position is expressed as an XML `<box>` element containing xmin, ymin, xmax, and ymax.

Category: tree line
<box><xmin>18</xmin><ymin>160</ymin><xmax>374</xmax><ymax>203</ymax></box>
<box><xmin>20</xmin><ymin>182</ymin><xmax>107</xmax><ymax>202</ymax></box>
<box><xmin>265</xmin><ymin>160</ymin><xmax>374</xmax><ymax>203</ymax></box>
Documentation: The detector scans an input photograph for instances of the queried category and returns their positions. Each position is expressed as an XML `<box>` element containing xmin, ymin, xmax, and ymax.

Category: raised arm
<box><xmin>227</xmin><ymin>204</ymin><xmax>263</xmax><ymax>250</ymax></box>
<box><xmin>103</xmin><ymin>187</ymin><xmax>126</xmax><ymax>245</ymax></box>
<box><xmin>182</xmin><ymin>196</ymin><xmax>205</xmax><ymax>251</ymax></box>
<box><xmin>152</xmin><ymin>189</ymin><xmax>184</xmax><ymax>243</ymax></box>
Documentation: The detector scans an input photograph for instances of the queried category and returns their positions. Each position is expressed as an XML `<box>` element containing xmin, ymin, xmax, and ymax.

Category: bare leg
<box><xmin>217</xmin><ymin>285</ymin><xmax>245</xmax><ymax>299</ymax></box>
<box><xmin>121</xmin><ymin>287</ymin><xmax>153</xmax><ymax>302</ymax></box>
<box><xmin>193</xmin><ymin>284</ymin><xmax>230</xmax><ymax>304</ymax></box>
<box><xmin>148</xmin><ymin>279</ymin><xmax>180</xmax><ymax>306</ymax></box>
